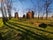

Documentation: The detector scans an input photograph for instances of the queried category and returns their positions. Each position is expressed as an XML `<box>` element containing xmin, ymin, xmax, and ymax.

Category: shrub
<box><xmin>39</xmin><ymin>23</ymin><xmax>47</xmax><ymax>28</ymax></box>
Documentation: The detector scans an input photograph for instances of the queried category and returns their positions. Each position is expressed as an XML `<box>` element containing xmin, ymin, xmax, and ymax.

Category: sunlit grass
<box><xmin>0</xmin><ymin>18</ymin><xmax>53</xmax><ymax>40</ymax></box>
<box><xmin>8</xmin><ymin>18</ymin><xmax>53</xmax><ymax>39</ymax></box>
<box><xmin>9</xmin><ymin>18</ymin><xmax>53</xmax><ymax>32</ymax></box>
<box><xmin>0</xmin><ymin>18</ymin><xmax>3</xmax><ymax>27</ymax></box>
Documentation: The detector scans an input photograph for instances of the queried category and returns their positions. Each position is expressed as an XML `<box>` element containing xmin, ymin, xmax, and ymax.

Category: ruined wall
<box><xmin>26</xmin><ymin>11</ymin><xmax>34</xmax><ymax>19</ymax></box>
<box><xmin>14</xmin><ymin>12</ymin><xmax>18</xmax><ymax>18</ymax></box>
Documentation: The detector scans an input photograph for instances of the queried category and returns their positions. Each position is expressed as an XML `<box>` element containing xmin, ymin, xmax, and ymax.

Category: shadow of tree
<box><xmin>0</xmin><ymin>33</ymin><xmax>4</xmax><ymax>40</ymax></box>
<box><xmin>8</xmin><ymin>22</ymin><xmax>53</xmax><ymax>34</ymax></box>
<box><xmin>2</xmin><ymin>17</ymin><xmax>8</xmax><ymax>24</ymax></box>
<box><xmin>4</xmin><ymin>22</ymin><xmax>49</xmax><ymax>40</ymax></box>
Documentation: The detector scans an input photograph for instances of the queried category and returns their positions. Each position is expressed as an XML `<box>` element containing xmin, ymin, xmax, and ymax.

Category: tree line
<box><xmin>0</xmin><ymin>0</ymin><xmax>53</xmax><ymax>23</ymax></box>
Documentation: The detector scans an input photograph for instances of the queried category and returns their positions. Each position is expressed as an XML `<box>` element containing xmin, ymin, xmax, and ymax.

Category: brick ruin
<box><xmin>14</xmin><ymin>12</ymin><xmax>18</xmax><ymax>18</ymax></box>
<box><xmin>14</xmin><ymin>11</ymin><xmax>34</xmax><ymax>19</ymax></box>
<box><xmin>23</xmin><ymin>14</ymin><xmax>25</xmax><ymax>18</ymax></box>
<box><xmin>26</xmin><ymin>11</ymin><xmax>34</xmax><ymax>19</ymax></box>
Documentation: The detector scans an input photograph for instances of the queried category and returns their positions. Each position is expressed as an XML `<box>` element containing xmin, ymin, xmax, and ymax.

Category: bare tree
<box><xmin>31</xmin><ymin>0</ymin><xmax>36</xmax><ymax>18</ymax></box>
<box><xmin>1</xmin><ymin>0</ymin><xmax>4</xmax><ymax>18</ymax></box>
<box><xmin>1</xmin><ymin>0</ymin><xmax>12</xmax><ymax>23</ymax></box>
<box><xmin>6</xmin><ymin>0</ymin><xmax>12</xmax><ymax>19</ymax></box>
<box><xmin>1</xmin><ymin>0</ymin><xmax>8</xmax><ymax>23</ymax></box>
<box><xmin>44</xmin><ymin>0</ymin><xmax>52</xmax><ymax>19</ymax></box>
<box><xmin>36</xmin><ymin>0</ymin><xmax>42</xmax><ymax>19</ymax></box>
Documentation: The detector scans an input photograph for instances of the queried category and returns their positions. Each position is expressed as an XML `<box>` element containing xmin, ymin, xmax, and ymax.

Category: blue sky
<box><xmin>12</xmin><ymin>0</ymin><xmax>37</xmax><ymax>17</ymax></box>
<box><xmin>0</xmin><ymin>0</ymin><xmax>53</xmax><ymax>17</ymax></box>
<box><xmin>12</xmin><ymin>0</ymin><xmax>53</xmax><ymax>17</ymax></box>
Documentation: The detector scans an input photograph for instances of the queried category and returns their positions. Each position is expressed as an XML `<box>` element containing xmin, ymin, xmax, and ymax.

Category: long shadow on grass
<box><xmin>8</xmin><ymin>22</ymin><xmax>53</xmax><ymax>34</ymax></box>
<box><xmin>0</xmin><ymin>33</ymin><xmax>4</xmax><ymax>40</ymax></box>
<box><xmin>6</xmin><ymin>22</ymin><xmax>50</xmax><ymax>40</ymax></box>
<box><xmin>4</xmin><ymin>23</ymin><xmax>31</xmax><ymax>40</ymax></box>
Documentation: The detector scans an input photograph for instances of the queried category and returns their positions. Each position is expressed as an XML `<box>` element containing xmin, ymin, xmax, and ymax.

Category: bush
<box><xmin>39</xmin><ymin>23</ymin><xmax>47</xmax><ymax>28</ymax></box>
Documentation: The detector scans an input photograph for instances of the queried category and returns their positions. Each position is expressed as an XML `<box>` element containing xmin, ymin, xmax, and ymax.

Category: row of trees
<box><xmin>0</xmin><ymin>0</ymin><xmax>53</xmax><ymax>23</ymax></box>
<box><xmin>19</xmin><ymin>0</ymin><xmax>53</xmax><ymax>19</ymax></box>
<box><xmin>1</xmin><ymin>0</ymin><xmax>12</xmax><ymax>23</ymax></box>
<box><xmin>36</xmin><ymin>0</ymin><xmax>53</xmax><ymax>19</ymax></box>
<box><xmin>22</xmin><ymin>0</ymin><xmax>53</xmax><ymax>19</ymax></box>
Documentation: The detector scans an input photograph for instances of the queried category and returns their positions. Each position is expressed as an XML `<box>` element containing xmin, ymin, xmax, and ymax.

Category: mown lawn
<box><xmin>10</xmin><ymin>18</ymin><xmax>53</xmax><ymax>32</ymax></box>
<box><xmin>0</xmin><ymin>18</ymin><xmax>3</xmax><ymax>27</ymax></box>
<box><xmin>9</xmin><ymin>18</ymin><xmax>53</xmax><ymax>38</ymax></box>
<box><xmin>0</xmin><ymin>18</ymin><xmax>53</xmax><ymax>40</ymax></box>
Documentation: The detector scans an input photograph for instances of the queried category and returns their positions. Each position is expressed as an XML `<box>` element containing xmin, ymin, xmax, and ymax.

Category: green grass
<box><xmin>9</xmin><ymin>18</ymin><xmax>53</xmax><ymax>32</ymax></box>
<box><xmin>8</xmin><ymin>18</ymin><xmax>53</xmax><ymax>39</ymax></box>
<box><xmin>5</xmin><ymin>22</ymin><xmax>49</xmax><ymax>40</ymax></box>
<box><xmin>8</xmin><ymin>21</ymin><xmax>53</xmax><ymax>38</ymax></box>
<box><xmin>0</xmin><ymin>18</ymin><xmax>3</xmax><ymax>27</ymax></box>
<box><xmin>0</xmin><ymin>18</ymin><xmax>53</xmax><ymax>40</ymax></box>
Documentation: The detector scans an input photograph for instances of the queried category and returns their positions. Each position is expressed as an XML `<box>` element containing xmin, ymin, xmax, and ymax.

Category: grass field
<box><xmin>0</xmin><ymin>18</ymin><xmax>3</xmax><ymax>27</ymax></box>
<box><xmin>0</xmin><ymin>18</ymin><xmax>53</xmax><ymax>40</ymax></box>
